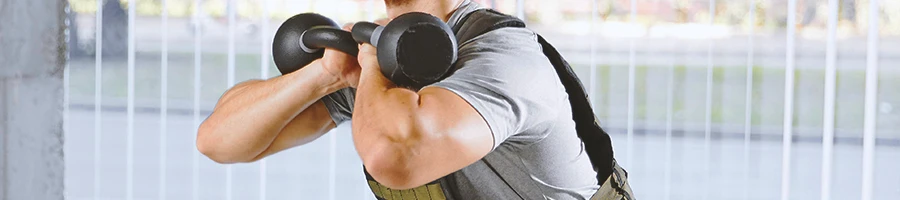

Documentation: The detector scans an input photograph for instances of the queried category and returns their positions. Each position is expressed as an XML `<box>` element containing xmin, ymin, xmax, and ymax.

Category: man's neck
<box><xmin>386</xmin><ymin>0</ymin><xmax>463</xmax><ymax>22</ymax></box>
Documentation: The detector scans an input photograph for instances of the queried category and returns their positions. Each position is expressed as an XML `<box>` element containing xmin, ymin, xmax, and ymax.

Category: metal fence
<box><xmin>63</xmin><ymin>0</ymin><xmax>899</xmax><ymax>199</ymax></box>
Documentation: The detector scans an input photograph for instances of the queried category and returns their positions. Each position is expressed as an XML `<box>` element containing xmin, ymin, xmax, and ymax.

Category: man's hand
<box><xmin>355</xmin><ymin>19</ymin><xmax>390</xmax><ymax>87</ymax></box>
<box><xmin>320</xmin><ymin>24</ymin><xmax>362</xmax><ymax>88</ymax></box>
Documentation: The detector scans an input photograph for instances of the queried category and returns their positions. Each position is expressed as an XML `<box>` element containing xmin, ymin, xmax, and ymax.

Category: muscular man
<box><xmin>197</xmin><ymin>0</ymin><xmax>631</xmax><ymax>199</ymax></box>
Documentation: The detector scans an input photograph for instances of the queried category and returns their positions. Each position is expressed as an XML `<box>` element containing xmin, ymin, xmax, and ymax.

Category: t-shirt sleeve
<box><xmin>321</xmin><ymin>87</ymin><xmax>355</xmax><ymax>125</ymax></box>
<box><xmin>425</xmin><ymin>28</ymin><xmax>563</xmax><ymax>150</ymax></box>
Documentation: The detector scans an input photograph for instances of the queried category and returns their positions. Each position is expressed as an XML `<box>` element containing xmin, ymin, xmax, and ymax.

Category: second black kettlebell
<box><xmin>351</xmin><ymin>12</ymin><xmax>458</xmax><ymax>89</ymax></box>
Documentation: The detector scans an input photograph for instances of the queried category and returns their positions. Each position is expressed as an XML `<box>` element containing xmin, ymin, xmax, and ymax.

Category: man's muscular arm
<box><xmin>352</xmin><ymin>44</ymin><xmax>494</xmax><ymax>189</ymax></box>
<box><xmin>197</xmin><ymin>50</ymin><xmax>357</xmax><ymax>163</ymax></box>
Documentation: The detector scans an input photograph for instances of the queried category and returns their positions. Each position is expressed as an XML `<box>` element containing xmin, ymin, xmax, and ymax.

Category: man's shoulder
<box><xmin>453</xmin><ymin>27</ymin><xmax>552</xmax><ymax>78</ymax></box>
<box><xmin>457</xmin><ymin>27</ymin><xmax>544</xmax><ymax>62</ymax></box>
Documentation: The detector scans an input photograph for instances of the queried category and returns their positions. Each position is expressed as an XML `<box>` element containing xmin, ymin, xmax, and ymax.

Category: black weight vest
<box><xmin>363</xmin><ymin>9</ymin><xmax>617</xmax><ymax>200</ymax></box>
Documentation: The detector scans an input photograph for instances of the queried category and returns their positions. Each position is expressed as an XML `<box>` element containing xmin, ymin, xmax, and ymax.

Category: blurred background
<box><xmin>60</xmin><ymin>0</ymin><xmax>899</xmax><ymax>199</ymax></box>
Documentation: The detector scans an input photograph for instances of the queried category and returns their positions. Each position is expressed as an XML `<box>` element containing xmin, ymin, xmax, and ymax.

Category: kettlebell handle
<box><xmin>301</xmin><ymin>26</ymin><xmax>359</xmax><ymax>57</ymax></box>
<box><xmin>351</xmin><ymin>22</ymin><xmax>384</xmax><ymax>47</ymax></box>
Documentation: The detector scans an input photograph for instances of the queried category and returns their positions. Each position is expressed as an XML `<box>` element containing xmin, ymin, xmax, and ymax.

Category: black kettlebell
<box><xmin>351</xmin><ymin>12</ymin><xmax>457</xmax><ymax>89</ymax></box>
<box><xmin>272</xmin><ymin>12</ymin><xmax>457</xmax><ymax>89</ymax></box>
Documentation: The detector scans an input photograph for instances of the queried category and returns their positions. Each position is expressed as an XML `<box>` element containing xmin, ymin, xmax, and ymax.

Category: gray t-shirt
<box><xmin>323</xmin><ymin>1</ymin><xmax>599</xmax><ymax>199</ymax></box>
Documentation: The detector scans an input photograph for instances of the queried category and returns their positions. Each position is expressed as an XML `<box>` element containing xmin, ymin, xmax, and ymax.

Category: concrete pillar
<box><xmin>0</xmin><ymin>0</ymin><xmax>67</xmax><ymax>199</ymax></box>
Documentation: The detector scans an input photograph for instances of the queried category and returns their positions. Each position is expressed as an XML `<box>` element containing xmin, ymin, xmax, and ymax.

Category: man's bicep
<box><xmin>419</xmin><ymin>87</ymin><xmax>495</xmax><ymax>152</ymax></box>
<box><xmin>405</xmin><ymin>87</ymin><xmax>494</xmax><ymax>182</ymax></box>
<box><xmin>425</xmin><ymin>66</ymin><xmax>529</xmax><ymax>149</ymax></box>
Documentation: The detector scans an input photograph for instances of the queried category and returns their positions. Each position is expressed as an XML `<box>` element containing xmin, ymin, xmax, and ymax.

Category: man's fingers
<box><xmin>324</xmin><ymin>49</ymin><xmax>352</xmax><ymax>59</ymax></box>
<box><xmin>358</xmin><ymin>44</ymin><xmax>377</xmax><ymax>54</ymax></box>
<box><xmin>342</xmin><ymin>23</ymin><xmax>353</xmax><ymax>31</ymax></box>
<box><xmin>357</xmin><ymin>44</ymin><xmax>379</xmax><ymax>70</ymax></box>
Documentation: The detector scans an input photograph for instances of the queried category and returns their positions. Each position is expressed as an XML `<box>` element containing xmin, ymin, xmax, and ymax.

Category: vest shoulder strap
<box><xmin>452</xmin><ymin>9</ymin><xmax>525</xmax><ymax>44</ymax></box>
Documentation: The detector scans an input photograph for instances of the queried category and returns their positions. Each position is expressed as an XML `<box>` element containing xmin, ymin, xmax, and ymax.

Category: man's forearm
<box><xmin>198</xmin><ymin>61</ymin><xmax>344</xmax><ymax>163</ymax></box>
